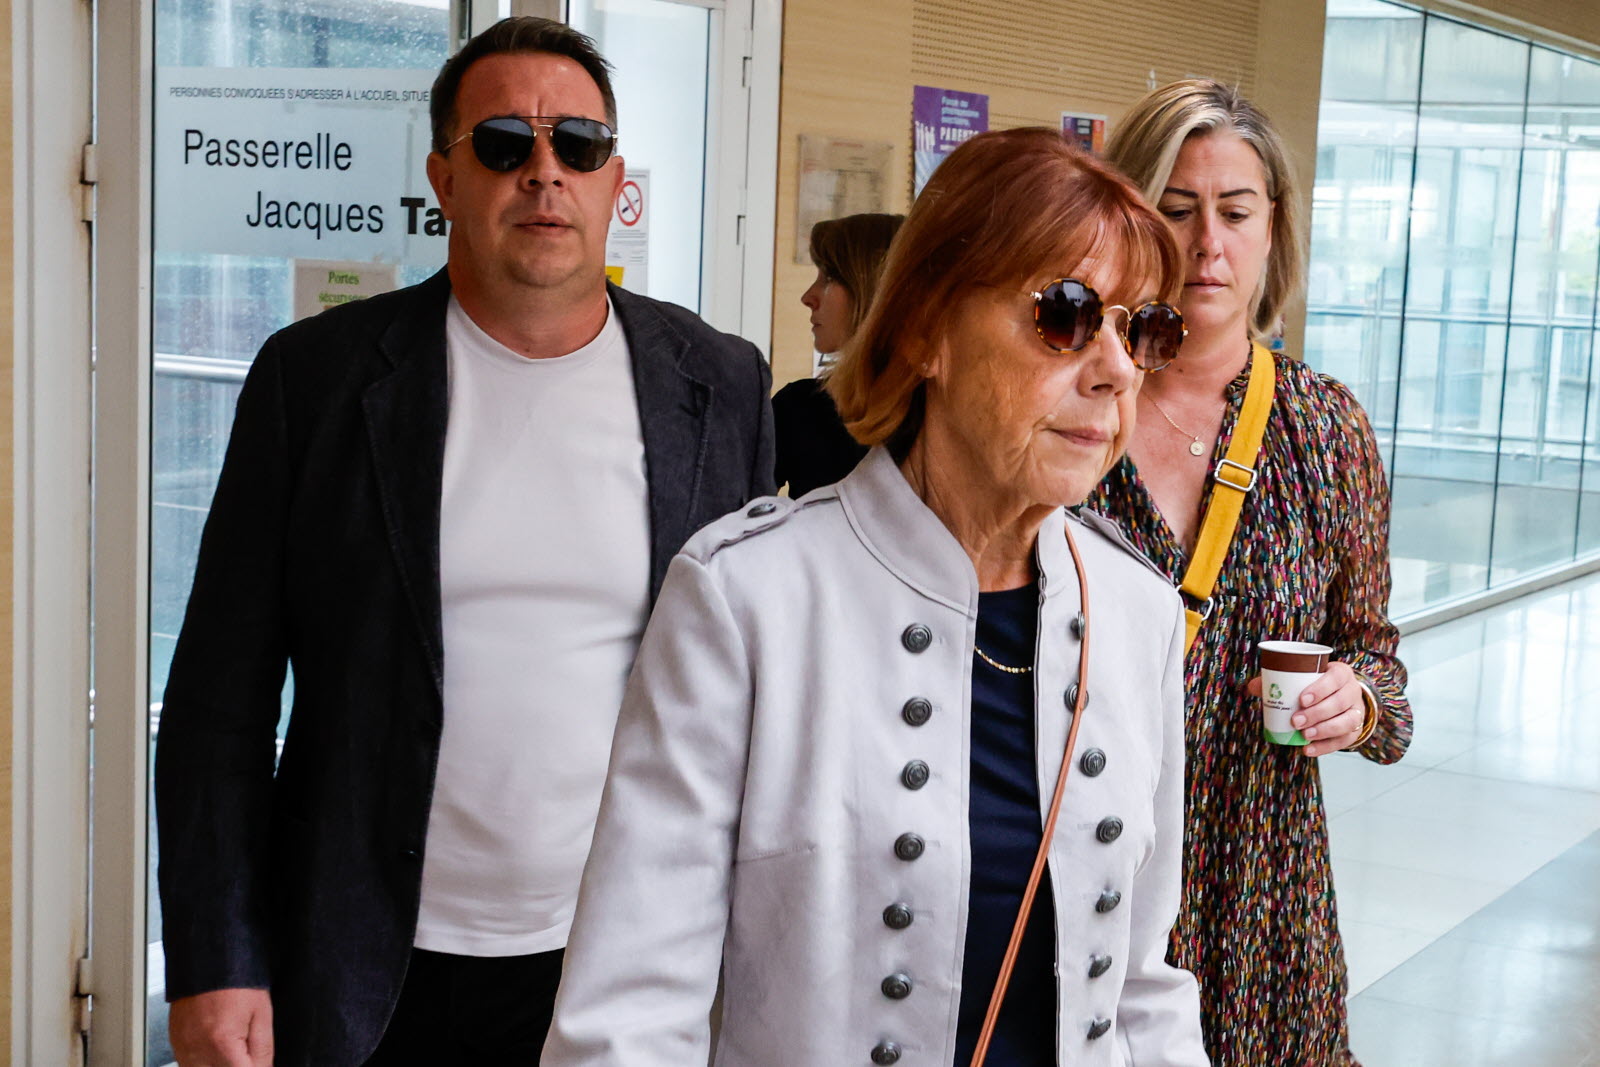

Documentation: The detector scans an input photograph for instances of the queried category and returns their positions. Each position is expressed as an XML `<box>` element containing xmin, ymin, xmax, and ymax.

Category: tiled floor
<box><xmin>1324</xmin><ymin>568</ymin><xmax>1600</xmax><ymax>1065</ymax></box>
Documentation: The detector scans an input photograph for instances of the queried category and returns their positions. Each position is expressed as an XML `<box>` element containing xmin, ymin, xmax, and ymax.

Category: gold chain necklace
<box><xmin>1144</xmin><ymin>393</ymin><xmax>1209</xmax><ymax>457</ymax></box>
<box><xmin>974</xmin><ymin>645</ymin><xmax>1032</xmax><ymax>674</ymax></box>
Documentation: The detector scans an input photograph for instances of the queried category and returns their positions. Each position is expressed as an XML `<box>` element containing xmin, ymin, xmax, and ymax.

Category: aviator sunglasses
<box><xmin>443</xmin><ymin>115</ymin><xmax>617</xmax><ymax>174</ymax></box>
<box><xmin>1031</xmin><ymin>278</ymin><xmax>1186</xmax><ymax>371</ymax></box>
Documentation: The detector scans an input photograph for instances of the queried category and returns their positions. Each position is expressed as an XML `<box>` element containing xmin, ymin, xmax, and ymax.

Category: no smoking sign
<box><xmin>616</xmin><ymin>179</ymin><xmax>644</xmax><ymax>227</ymax></box>
<box><xmin>605</xmin><ymin>169</ymin><xmax>650</xmax><ymax>292</ymax></box>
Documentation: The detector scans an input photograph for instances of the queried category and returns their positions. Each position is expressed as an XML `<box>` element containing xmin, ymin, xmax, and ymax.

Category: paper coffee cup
<box><xmin>1258</xmin><ymin>640</ymin><xmax>1332</xmax><ymax>746</ymax></box>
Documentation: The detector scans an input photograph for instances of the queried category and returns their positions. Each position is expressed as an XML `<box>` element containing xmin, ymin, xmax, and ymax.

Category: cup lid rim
<box><xmin>1258</xmin><ymin>640</ymin><xmax>1334</xmax><ymax>655</ymax></box>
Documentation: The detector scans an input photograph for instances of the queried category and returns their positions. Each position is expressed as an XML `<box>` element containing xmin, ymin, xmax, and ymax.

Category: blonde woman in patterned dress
<box><xmin>1086</xmin><ymin>80</ymin><xmax>1413</xmax><ymax>1066</ymax></box>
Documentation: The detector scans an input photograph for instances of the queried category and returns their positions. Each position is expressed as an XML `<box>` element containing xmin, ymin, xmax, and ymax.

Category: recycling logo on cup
<box><xmin>1268</xmin><ymin>682</ymin><xmax>1283</xmax><ymax>699</ymax></box>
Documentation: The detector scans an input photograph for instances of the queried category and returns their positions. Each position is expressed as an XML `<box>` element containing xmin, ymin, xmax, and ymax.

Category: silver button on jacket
<box><xmin>542</xmin><ymin>448</ymin><xmax>1208</xmax><ymax>1067</ymax></box>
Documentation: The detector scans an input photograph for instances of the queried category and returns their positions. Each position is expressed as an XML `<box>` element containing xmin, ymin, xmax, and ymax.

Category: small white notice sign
<box><xmin>605</xmin><ymin>169</ymin><xmax>649</xmax><ymax>293</ymax></box>
<box><xmin>293</xmin><ymin>259</ymin><xmax>400</xmax><ymax>322</ymax></box>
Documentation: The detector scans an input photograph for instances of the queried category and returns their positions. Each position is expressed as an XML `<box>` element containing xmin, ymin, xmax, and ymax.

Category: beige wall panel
<box><xmin>1252</xmin><ymin>0</ymin><xmax>1326</xmax><ymax>357</ymax></box>
<box><xmin>773</xmin><ymin>0</ymin><xmax>1272</xmax><ymax>388</ymax></box>
<box><xmin>912</xmin><ymin>0</ymin><xmax>1258</xmax><ymax>107</ymax></box>
<box><xmin>1441</xmin><ymin>0</ymin><xmax>1600</xmax><ymax>60</ymax></box>
<box><xmin>772</xmin><ymin>0</ymin><xmax>914</xmax><ymax>388</ymax></box>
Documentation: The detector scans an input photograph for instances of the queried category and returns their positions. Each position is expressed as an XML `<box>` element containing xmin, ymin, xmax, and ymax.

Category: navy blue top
<box><xmin>953</xmin><ymin>583</ymin><xmax>1057</xmax><ymax>1066</ymax></box>
<box><xmin>771</xmin><ymin>377</ymin><xmax>868</xmax><ymax>498</ymax></box>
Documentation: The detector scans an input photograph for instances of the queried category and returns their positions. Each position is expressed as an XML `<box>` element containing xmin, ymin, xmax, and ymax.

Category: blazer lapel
<box><xmin>611</xmin><ymin>285</ymin><xmax>711</xmax><ymax>602</ymax></box>
<box><xmin>361</xmin><ymin>271</ymin><xmax>451</xmax><ymax>696</ymax></box>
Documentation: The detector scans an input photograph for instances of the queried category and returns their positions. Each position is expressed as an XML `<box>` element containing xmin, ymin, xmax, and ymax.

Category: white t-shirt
<box><xmin>415</xmin><ymin>296</ymin><xmax>651</xmax><ymax>956</ymax></box>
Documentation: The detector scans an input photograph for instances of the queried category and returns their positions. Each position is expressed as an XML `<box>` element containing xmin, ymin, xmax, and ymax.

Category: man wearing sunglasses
<box><xmin>156</xmin><ymin>16</ymin><xmax>774</xmax><ymax>1067</ymax></box>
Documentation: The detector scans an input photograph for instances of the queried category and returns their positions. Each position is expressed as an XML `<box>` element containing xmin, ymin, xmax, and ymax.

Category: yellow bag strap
<box><xmin>1180</xmin><ymin>343</ymin><xmax>1276</xmax><ymax>649</ymax></box>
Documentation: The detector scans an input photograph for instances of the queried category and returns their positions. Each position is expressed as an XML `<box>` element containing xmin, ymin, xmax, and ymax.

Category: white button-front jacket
<box><xmin>544</xmin><ymin>447</ymin><xmax>1209</xmax><ymax>1067</ymax></box>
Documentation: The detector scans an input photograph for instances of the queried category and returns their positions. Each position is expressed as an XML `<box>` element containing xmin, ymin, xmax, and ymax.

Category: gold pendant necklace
<box><xmin>974</xmin><ymin>645</ymin><xmax>1032</xmax><ymax>674</ymax></box>
<box><xmin>1145</xmin><ymin>394</ymin><xmax>1208</xmax><ymax>456</ymax></box>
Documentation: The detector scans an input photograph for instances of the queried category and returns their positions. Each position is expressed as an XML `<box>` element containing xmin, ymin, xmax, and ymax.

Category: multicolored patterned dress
<box><xmin>1084</xmin><ymin>348</ymin><xmax>1412</xmax><ymax>1067</ymax></box>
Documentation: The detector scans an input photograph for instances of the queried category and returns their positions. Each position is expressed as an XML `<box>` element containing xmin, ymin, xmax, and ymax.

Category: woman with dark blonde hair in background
<box><xmin>774</xmin><ymin>212</ymin><xmax>904</xmax><ymax>498</ymax></box>
<box><xmin>1088</xmin><ymin>79</ymin><xmax>1412</xmax><ymax>1066</ymax></box>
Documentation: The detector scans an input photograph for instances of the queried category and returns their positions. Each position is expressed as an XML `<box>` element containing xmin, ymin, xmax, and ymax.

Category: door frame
<box><xmin>703</xmin><ymin>0</ymin><xmax>782</xmax><ymax>353</ymax></box>
<box><xmin>85</xmin><ymin>0</ymin><xmax>155</xmax><ymax>1060</ymax></box>
<box><xmin>12</xmin><ymin>0</ymin><xmax>96</xmax><ymax>1063</ymax></box>
<box><xmin>689</xmin><ymin>0</ymin><xmax>781</xmax><ymax>352</ymax></box>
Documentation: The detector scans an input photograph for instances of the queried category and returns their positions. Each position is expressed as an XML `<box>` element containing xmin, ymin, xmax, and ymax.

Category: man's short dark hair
<box><xmin>430</xmin><ymin>17</ymin><xmax>617</xmax><ymax>153</ymax></box>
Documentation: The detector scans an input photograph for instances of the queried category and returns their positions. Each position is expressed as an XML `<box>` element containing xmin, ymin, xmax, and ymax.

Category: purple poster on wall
<box><xmin>913</xmin><ymin>85</ymin><xmax>989</xmax><ymax>197</ymax></box>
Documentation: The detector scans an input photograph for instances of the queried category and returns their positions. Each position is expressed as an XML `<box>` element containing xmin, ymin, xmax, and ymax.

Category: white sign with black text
<box><xmin>155</xmin><ymin>66</ymin><xmax>447</xmax><ymax>265</ymax></box>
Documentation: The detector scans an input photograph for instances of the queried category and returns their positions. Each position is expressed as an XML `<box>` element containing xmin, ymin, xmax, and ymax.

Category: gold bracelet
<box><xmin>1352</xmin><ymin>680</ymin><xmax>1380</xmax><ymax>748</ymax></box>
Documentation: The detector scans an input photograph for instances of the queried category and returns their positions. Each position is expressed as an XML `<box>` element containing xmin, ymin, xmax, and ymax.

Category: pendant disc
<box><xmin>1189</xmin><ymin>441</ymin><xmax>1206</xmax><ymax>456</ymax></box>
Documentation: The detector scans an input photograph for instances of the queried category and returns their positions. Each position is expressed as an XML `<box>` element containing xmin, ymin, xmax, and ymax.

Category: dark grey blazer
<box><xmin>154</xmin><ymin>270</ymin><xmax>775</xmax><ymax>1066</ymax></box>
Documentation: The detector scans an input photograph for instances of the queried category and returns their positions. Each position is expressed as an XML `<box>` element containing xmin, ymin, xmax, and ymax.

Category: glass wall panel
<box><xmin>1584</xmin><ymin>377</ymin><xmax>1600</xmax><ymax>554</ymax></box>
<box><xmin>1307</xmin><ymin>0</ymin><xmax>1422</xmax><ymax>462</ymax></box>
<box><xmin>1305</xmin><ymin>1</ymin><xmax>1600</xmax><ymax>615</ymax></box>
<box><xmin>1489</xmin><ymin>48</ymin><xmax>1600</xmax><ymax>581</ymax></box>
<box><xmin>1545</xmin><ymin>51</ymin><xmax>1600</xmax><ymax>559</ymax></box>
<box><xmin>1387</xmin><ymin>17</ymin><xmax>1527</xmax><ymax>607</ymax></box>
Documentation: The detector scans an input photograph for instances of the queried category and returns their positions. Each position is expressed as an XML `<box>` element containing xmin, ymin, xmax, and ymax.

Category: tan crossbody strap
<box><xmin>968</xmin><ymin>522</ymin><xmax>1092</xmax><ymax>1067</ymax></box>
<box><xmin>1179</xmin><ymin>343</ymin><xmax>1276</xmax><ymax>649</ymax></box>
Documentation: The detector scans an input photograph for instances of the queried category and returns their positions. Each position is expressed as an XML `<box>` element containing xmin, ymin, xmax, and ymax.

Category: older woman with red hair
<box><xmin>543</xmin><ymin>129</ymin><xmax>1209</xmax><ymax>1067</ymax></box>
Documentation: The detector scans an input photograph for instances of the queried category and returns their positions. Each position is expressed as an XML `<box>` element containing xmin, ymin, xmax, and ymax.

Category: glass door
<box><xmin>106</xmin><ymin>1</ymin><xmax>773</xmax><ymax>1060</ymax></box>
<box><xmin>144</xmin><ymin>3</ymin><xmax>452</xmax><ymax>1063</ymax></box>
<box><xmin>568</xmin><ymin>0</ymin><xmax>777</xmax><ymax>345</ymax></box>
<box><xmin>570</xmin><ymin>0</ymin><xmax>714</xmax><ymax>313</ymax></box>
<box><xmin>1308</xmin><ymin>1</ymin><xmax>1600</xmax><ymax>616</ymax></box>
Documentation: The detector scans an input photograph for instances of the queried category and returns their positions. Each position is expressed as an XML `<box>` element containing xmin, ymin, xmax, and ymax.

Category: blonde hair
<box><xmin>828</xmin><ymin>127</ymin><xmax>1182</xmax><ymax>453</ymax></box>
<box><xmin>1105</xmin><ymin>79</ymin><xmax>1304</xmax><ymax>342</ymax></box>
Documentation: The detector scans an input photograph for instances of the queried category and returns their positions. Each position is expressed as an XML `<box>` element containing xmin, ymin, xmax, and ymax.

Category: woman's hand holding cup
<box><xmin>1249</xmin><ymin>648</ymin><xmax>1368</xmax><ymax>757</ymax></box>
